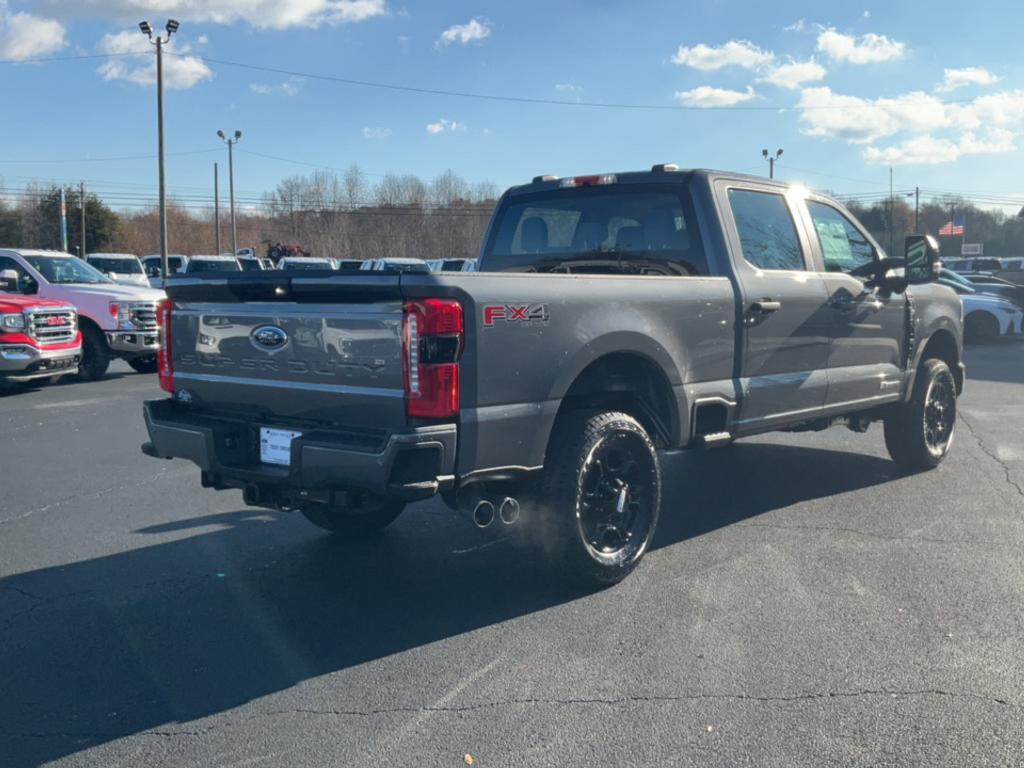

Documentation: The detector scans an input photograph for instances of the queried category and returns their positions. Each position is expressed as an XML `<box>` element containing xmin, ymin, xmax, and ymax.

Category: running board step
<box><xmin>697</xmin><ymin>431</ymin><xmax>733</xmax><ymax>448</ymax></box>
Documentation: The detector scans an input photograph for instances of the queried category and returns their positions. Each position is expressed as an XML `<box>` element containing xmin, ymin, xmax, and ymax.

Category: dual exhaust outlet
<box><xmin>471</xmin><ymin>496</ymin><xmax>520</xmax><ymax>528</ymax></box>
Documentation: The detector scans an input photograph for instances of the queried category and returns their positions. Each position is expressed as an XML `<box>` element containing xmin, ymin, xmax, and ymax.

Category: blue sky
<box><xmin>1</xmin><ymin>0</ymin><xmax>1023</xmax><ymax>210</ymax></box>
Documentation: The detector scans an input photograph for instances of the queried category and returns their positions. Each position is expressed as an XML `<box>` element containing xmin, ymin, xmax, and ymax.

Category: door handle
<box><xmin>750</xmin><ymin>300</ymin><xmax>781</xmax><ymax>314</ymax></box>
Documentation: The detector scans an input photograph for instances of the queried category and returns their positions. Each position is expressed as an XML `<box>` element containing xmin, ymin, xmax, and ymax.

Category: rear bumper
<box><xmin>141</xmin><ymin>399</ymin><xmax>456</xmax><ymax>501</ymax></box>
<box><xmin>107</xmin><ymin>330</ymin><xmax>160</xmax><ymax>357</ymax></box>
<box><xmin>0</xmin><ymin>343</ymin><xmax>81</xmax><ymax>381</ymax></box>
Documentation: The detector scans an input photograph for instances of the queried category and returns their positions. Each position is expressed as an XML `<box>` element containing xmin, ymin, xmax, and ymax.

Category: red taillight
<box><xmin>403</xmin><ymin>299</ymin><xmax>462</xmax><ymax>419</ymax></box>
<box><xmin>156</xmin><ymin>299</ymin><xmax>174</xmax><ymax>393</ymax></box>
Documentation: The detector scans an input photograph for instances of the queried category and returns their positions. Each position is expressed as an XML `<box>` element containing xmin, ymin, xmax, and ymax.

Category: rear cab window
<box><xmin>483</xmin><ymin>183</ymin><xmax>708</xmax><ymax>276</ymax></box>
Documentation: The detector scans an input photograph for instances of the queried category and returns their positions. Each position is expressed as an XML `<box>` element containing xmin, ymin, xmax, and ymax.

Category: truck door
<box><xmin>801</xmin><ymin>199</ymin><xmax>906</xmax><ymax>407</ymax></box>
<box><xmin>718</xmin><ymin>184</ymin><xmax>832</xmax><ymax>429</ymax></box>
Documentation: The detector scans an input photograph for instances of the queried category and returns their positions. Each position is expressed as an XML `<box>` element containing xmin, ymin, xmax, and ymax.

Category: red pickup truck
<box><xmin>0</xmin><ymin>292</ymin><xmax>81</xmax><ymax>387</ymax></box>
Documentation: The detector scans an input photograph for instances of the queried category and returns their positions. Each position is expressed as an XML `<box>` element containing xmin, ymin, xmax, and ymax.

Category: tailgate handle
<box><xmin>750</xmin><ymin>300</ymin><xmax>781</xmax><ymax>314</ymax></box>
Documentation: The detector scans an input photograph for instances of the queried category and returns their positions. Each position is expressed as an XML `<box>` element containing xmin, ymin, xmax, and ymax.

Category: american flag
<box><xmin>938</xmin><ymin>216</ymin><xmax>965</xmax><ymax>236</ymax></box>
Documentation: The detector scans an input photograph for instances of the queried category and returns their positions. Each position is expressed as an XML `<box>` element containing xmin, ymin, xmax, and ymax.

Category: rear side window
<box><xmin>485</xmin><ymin>184</ymin><xmax>708</xmax><ymax>275</ymax></box>
<box><xmin>727</xmin><ymin>189</ymin><xmax>805</xmax><ymax>271</ymax></box>
<box><xmin>805</xmin><ymin>201</ymin><xmax>875</xmax><ymax>274</ymax></box>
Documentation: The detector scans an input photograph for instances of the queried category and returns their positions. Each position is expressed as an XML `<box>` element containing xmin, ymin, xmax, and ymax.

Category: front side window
<box><xmin>727</xmin><ymin>189</ymin><xmax>805</xmax><ymax>271</ymax></box>
<box><xmin>806</xmin><ymin>201</ymin><xmax>876</xmax><ymax>274</ymax></box>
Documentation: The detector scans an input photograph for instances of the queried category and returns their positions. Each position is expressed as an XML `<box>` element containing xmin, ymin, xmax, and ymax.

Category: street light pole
<box><xmin>762</xmin><ymin>148</ymin><xmax>783</xmax><ymax>179</ymax></box>
<box><xmin>140</xmin><ymin>19</ymin><xmax>179</xmax><ymax>282</ymax></box>
<box><xmin>217</xmin><ymin>130</ymin><xmax>242</xmax><ymax>256</ymax></box>
<box><xmin>214</xmin><ymin>162</ymin><xmax>221</xmax><ymax>254</ymax></box>
<box><xmin>80</xmin><ymin>181</ymin><xmax>86</xmax><ymax>257</ymax></box>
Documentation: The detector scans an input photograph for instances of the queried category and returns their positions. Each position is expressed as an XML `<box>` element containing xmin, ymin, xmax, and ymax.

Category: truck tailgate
<box><xmin>166</xmin><ymin>275</ymin><xmax>406</xmax><ymax>428</ymax></box>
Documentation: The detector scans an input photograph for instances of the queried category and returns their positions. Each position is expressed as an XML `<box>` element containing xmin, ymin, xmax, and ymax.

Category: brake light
<box><xmin>403</xmin><ymin>299</ymin><xmax>463</xmax><ymax>418</ymax></box>
<box><xmin>156</xmin><ymin>299</ymin><xmax>174</xmax><ymax>393</ymax></box>
<box><xmin>559</xmin><ymin>174</ymin><xmax>617</xmax><ymax>188</ymax></box>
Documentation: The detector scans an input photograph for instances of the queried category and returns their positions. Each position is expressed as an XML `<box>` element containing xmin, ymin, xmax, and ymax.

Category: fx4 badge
<box><xmin>483</xmin><ymin>304</ymin><xmax>550</xmax><ymax>327</ymax></box>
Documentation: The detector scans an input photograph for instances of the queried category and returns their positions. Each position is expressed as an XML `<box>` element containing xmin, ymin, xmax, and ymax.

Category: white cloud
<box><xmin>784</xmin><ymin>19</ymin><xmax>822</xmax><ymax>34</ymax></box>
<box><xmin>949</xmin><ymin>90</ymin><xmax>1024</xmax><ymax>130</ymax></box>
<box><xmin>45</xmin><ymin>0</ymin><xmax>386</xmax><ymax>30</ymax></box>
<box><xmin>863</xmin><ymin>10</ymin><xmax>871</xmax><ymax>18</ymax></box>
<box><xmin>762</xmin><ymin>59</ymin><xmax>826</xmax><ymax>89</ymax></box>
<box><xmin>97</xmin><ymin>30</ymin><xmax>212</xmax><ymax>89</ymax></box>
<box><xmin>936</xmin><ymin>67</ymin><xmax>999</xmax><ymax>93</ymax></box>
<box><xmin>362</xmin><ymin>126</ymin><xmax>392</xmax><ymax>139</ymax></box>
<box><xmin>675</xmin><ymin>85</ymin><xmax>757</xmax><ymax>107</ymax></box>
<box><xmin>438</xmin><ymin>17</ymin><xmax>490</xmax><ymax>46</ymax></box>
<box><xmin>0</xmin><ymin>3</ymin><xmax>66</xmax><ymax>60</ymax></box>
<box><xmin>425</xmin><ymin>118</ymin><xmax>466</xmax><ymax>134</ymax></box>
<box><xmin>816</xmin><ymin>27</ymin><xmax>905</xmax><ymax>64</ymax></box>
<box><xmin>249</xmin><ymin>77</ymin><xmax>302</xmax><ymax>96</ymax></box>
<box><xmin>555</xmin><ymin>83</ymin><xmax>582</xmax><ymax>93</ymax></box>
<box><xmin>798</xmin><ymin>86</ymin><xmax>948</xmax><ymax>143</ymax></box>
<box><xmin>671</xmin><ymin>40</ymin><xmax>773</xmax><ymax>71</ymax></box>
<box><xmin>197</xmin><ymin>34</ymin><xmax>209</xmax><ymax>45</ymax></box>
<box><xmin>864</xmin><ymin>129</ymin><xmax>1017</xmax><ymax>165</ymax></box>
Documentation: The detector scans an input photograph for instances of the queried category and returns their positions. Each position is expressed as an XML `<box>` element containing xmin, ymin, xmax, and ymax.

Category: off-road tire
<box><xmin>128</xmin><ymin>356</ymin><xmax>159</xmax><ymax>374</ymax></box>
<box><xmin>884</xmin><ymin>359</ymin><xmax>957</xmax><ymax>472</ymax></box>
<box><xmin>534</xmin><ymin>410</ymin><xmax>662</xmax><ymax>589</ymax></box>
<box><xmin>77</xmin><ymin>325</ymin><xmax>111</xmax><ymax>381</ymax></box>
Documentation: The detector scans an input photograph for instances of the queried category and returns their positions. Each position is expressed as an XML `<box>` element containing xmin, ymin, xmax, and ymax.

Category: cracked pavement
<box><xmin>2</xmin><ymin>345</ymin><xmax>1024</xmax><ymax>768</ymax></box>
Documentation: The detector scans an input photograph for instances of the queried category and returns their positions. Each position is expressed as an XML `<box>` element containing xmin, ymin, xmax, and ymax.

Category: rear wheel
<box><xmin>534</xmin><ymin>410</ymin><xmax>662</xmax><ymax>589</ymax></box>
<box><xmin>299</xmin><ymin>492</ymin><xmax>406</xmax><ymax>536</ymax></box>
<box><xmin>884</xmin><ymin>359</ymin><xmax>957</xmax><ymax>472</ymax></box>
<box><xmin>964</xmin><ymin>312</ymin><xmax>999</xmax><ymax>343</ymax></box>
<box><xmin>128</xmin><ymin>355</ymin><xmax>159</xmax><ymax>374</ymax></box>
<box><xmin>77</xmin><ymin>325</ymin><xmax>111</xmax><ymax>381</ymax></box>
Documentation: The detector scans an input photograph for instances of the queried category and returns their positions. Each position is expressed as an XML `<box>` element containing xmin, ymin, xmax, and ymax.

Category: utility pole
<box><xmin>762</xmin><ymin>148</ymin><xmax>783</xmax><ymax>179</ymax></box>
<box><xmin>217</xmin><ymin>130</ymin><xmax>242</xmax><ymax>255</ymax></box>
<box><xmin>913</xmin><ymin>186</ymin><xmax>919</xmax><ymax>232</ymax></box>
<box><xmin>79</xmin><ymin>181</ymin><xmax>86</xmax><ymax>257</ymax></box>
<box><xmin>59</xmin><ymin>188</ymin><xmax>68</xmax><ymax>252</ymax></box>
<box><xmin>139</xmin><ymin>19</ymin><xmax>179</xmax><ymax>281</ymax></box>
<box><xmin>214</xmin><ymin>162</ymin><xmax>221</xmax><ymax>254</ymax></box>
<box><xmin>888</xmin><ymin>167</ymin><xmax>894</xmax><ymax>257</ymax></box>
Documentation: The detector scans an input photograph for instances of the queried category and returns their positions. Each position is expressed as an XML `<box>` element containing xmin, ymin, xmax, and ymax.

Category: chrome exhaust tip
<box><xmin>472</xmin><ymin>499</ymin><xmax>496</xmax><ymax>528</ymax></box>
<box><xmin>498</xmin><ymin>497</ymin><xmax>520</xmax><ymax>525</ymax></box>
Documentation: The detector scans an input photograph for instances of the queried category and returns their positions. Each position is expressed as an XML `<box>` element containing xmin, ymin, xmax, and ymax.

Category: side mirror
<box><xmin>904</xmin><ymin>234</ymin><xmax>941</xmax><ymax>285</ymax></box>
<box><xmin>0</xmin><ymin>268</ymin><xmax>18</xmax><ymax>292</ymax></box>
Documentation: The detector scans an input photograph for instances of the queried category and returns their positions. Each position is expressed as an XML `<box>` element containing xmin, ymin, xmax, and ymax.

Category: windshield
<box><xmin>485</xmin><ymin>183</ymin><xmax>707</xmax><ymax>275</ymax></box>
<box><xmin>187</xmin><ymin>259</ymin><xmax>241</xmax><ymax>273</ymax></box>
<box><xmin>23</xmin><ymin>255</ymin><xmax>112</xmax><ymax>285</ymax></box>
<box><xmin>238</xmin><ymin>259</ymin><xmax>263</xmax><ymax>271</ymax></box>
<box><xmin>89</xmin><ymin>257</ymin><xmax>143</xmax><ymax>275</ymax></box>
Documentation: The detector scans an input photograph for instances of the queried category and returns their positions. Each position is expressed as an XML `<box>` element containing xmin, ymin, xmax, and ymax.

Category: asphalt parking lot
<box><xmin>2</xmin><ymin>344</ymin><xmax>1023</xmax><ymax>768</ymax></box>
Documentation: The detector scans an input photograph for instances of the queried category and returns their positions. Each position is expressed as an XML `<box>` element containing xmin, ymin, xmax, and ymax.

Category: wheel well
<box><xmin>77</xmin><ymin>315</ymin><xmax>102</xmax><ymax>334</ymax></box>
<box><xmin>920</xmin><ymin>329</ymin><xmax>962</xmax><ymax>393</ymax></box>
<box><xmin>552</xmin><ymin>353</ymin><xmax>677</xmax><ymax>448</ymax></box>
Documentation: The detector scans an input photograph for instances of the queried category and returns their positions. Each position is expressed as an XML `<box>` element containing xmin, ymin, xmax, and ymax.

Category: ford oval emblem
<box><xmin>251</xmin><ymin>325</ymin><xmax>288</xmax><ymax>351</ymax></box>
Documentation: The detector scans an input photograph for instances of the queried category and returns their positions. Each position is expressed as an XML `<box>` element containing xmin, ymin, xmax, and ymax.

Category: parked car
<box><xmin>185</xmin><ymin>255</ymin><xmax>242</xmax><ymax>274</ymax></box>
<box><xmin>85</xmin><ymin>253</ymin><xmax>150</xmax><ymax>288</ymax></box>
<box><xmin>277</xmin><ymin>256</ymin><xmax>339</xmax><ymax>271</ymax></box>
<box><xmin>237</xmin><ymin>256</ymin><xmax>275</xmax><ymax>271</ymax></box>
<box><xmin>960</xmin><ymin>273</ymin><xmax>1024</xmax><ymax>306</ymax></box>
<box><xmin>359</xmin><ymin>257</ymin><xmax>430</xmax><ymax>273</ymax></box>
<box><xmin>938</xmin><ymin>272</ymin><xmax>1023</xmax><ymax>341</ymax></box>
<box><xmin>0</xmin><ymin>273</ymin><xmax>81</xmax><ymax>388</ymax></box>
<box><xmin>996</xmin><ymin>258</ymin><xmax>1024</xmax><ymax>285</ymax></box>
<box><xmin>426</xmin><ymin>258</ymin><xmax>477</xmax><ymax>272</ymax></box>
<box><xmin>142</xmin><ymin>255</ymin><xmax>189</xmax><ymax>288</ymax></box>
<box><xmin>942</xmin><ymin>257</ymin><xmax>1003</xmax><ymax>274</ymax></box>
<box><xmin>0</xmin><ymin>249</ymin><xmax>164</xmax><ymax>379</ymax></box>
<box><xmin>142</xmin><ymin>167</ymin><xmax>962</xmax><ymax>587</ymax></box>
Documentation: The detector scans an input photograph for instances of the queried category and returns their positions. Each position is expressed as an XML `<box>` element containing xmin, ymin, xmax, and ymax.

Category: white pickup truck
<box><xmin>0</xmin><ymin>249</ymin><xmax>165</xmax><ymax>380</ymax></box>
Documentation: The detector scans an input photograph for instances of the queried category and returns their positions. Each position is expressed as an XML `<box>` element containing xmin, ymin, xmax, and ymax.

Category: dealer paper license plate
<box><xmin>259</xmin><ymin>427</ymin><xmax>302</xmax><ymax>466</ymax></box>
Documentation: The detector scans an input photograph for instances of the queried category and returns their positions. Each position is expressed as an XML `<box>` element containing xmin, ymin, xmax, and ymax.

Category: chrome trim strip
<box><xmin>173</xmin><ymin>371</ymin><xmax>405</xmax><ymax>398</ymax></box>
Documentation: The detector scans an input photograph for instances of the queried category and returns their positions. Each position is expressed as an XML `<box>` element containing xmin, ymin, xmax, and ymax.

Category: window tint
<box><xmin>806</xmin><ymin>201</ymin><xmax>875</xmax><ymax>274</ymax></box>
<box><xmin>727</xmin><ymin>189</ymin><xmax>805</xmax><ymax>271</ymax></box>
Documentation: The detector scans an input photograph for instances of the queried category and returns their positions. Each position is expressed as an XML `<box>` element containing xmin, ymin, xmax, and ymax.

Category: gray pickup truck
<box><xmin>142</xmin><ymin>167</ymin><xmax>964</xmax><ymax>586</ymax></box>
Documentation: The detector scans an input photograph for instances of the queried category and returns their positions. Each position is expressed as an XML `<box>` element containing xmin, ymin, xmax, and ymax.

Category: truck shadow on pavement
<box><xmin>1</xmin><ymin>442</ymin><xmax>899</xmax><ymax>765</ymax></box>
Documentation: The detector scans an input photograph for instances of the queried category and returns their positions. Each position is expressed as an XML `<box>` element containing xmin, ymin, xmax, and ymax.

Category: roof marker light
<box><xmin>559</xmin><ymin>174</ymin><xmax>617</xmax><ymax>188</ymax></box>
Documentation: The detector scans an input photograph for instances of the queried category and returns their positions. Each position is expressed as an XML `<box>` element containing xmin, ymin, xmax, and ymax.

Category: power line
<box><xmin>0</xmin><ymin>149</ymin><xmax>221</xmax><ymax>164</ymax></box>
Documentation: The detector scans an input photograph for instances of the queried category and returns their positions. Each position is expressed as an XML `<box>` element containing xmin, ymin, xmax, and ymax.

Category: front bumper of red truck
<box><xmin>140</xmin><ymin>399</ymin><xmax>457</xmax><ymax>502</ymax></box>
<box><xmin>0</xmin><ymin>336</ymin><xmax>81</xmax><ymax>382</ymax></box>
